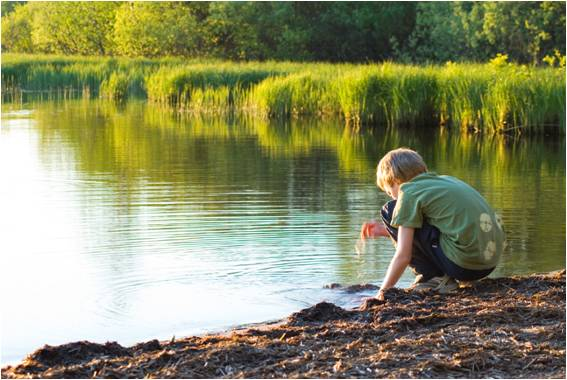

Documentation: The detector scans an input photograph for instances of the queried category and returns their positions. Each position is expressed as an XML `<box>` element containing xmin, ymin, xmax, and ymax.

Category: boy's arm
<box><xmin>360</xmin><ymin>220</ymin><xmax>390</xmax><ymax>239</ymax></box>
<box><xmin>376</xmin><ymin>226</ymin><xmax>414</xmax><ymax>300</ymax></box>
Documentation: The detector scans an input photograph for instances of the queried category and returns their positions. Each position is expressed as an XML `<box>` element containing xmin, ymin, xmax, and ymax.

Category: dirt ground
<box><xmin>2</xmin><ymin>270</ymin><xmax>565</xmax><ymax>379</ymax></box>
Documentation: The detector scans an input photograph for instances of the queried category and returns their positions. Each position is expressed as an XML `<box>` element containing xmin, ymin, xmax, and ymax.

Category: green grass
<box><xmin>248</xmin><ymin>73</ymin><xmax>337</xmax><ymax>117</ymax></box>
<box><xmin>2</xmin><ymin>53</ymin><xmax>565</xmax><ymax>134</ymax></box>
<box><xmin>145</xmin><ymin>63</ymin><xmax>286</xmax><ymax>111</ymax></box>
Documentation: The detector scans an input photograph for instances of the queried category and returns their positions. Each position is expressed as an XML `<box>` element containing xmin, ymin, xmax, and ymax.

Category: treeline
<box><xmin>1</xmin><ymin>1</ymin><xmax>565</xmax><ymax>64</ymax></box>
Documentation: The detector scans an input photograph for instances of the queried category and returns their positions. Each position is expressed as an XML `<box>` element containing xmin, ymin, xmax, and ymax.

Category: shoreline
<box><xmin>2</xmin><ymin>270</ymin><xmax>565</xmax><ymax>378</ymax></box>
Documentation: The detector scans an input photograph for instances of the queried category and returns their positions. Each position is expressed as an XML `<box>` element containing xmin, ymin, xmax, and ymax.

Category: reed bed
<box><xmin>248</xmin><ymin>73</ymin><xmax>338</xmax><ymax>117</ymax></box>
<box><xmin>1</xmin><ymin>54</ymin><xmax>184</xmax><ymax>100</ymax></box>
<box><xmin>144</xmin><ymin>63</ymin><xmax>293</xmax><ymax>113</ymax></box>
<box><xmin>2</xmin><ymin>54</ymin><xmax>564</xmax><ymax>134</ymax></box>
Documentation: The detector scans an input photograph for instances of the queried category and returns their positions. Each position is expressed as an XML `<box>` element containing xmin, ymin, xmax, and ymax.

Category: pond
<box><xmin>1</xmin><ymin>99</ymin><xmax>565</xmax><ymax>364</ymax></box>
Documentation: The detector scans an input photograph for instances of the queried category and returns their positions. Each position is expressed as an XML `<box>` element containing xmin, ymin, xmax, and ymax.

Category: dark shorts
<box><xmin>381</xmin><ymin>200</ymin><xmax>494</xmax><ymax>281</ymax></box>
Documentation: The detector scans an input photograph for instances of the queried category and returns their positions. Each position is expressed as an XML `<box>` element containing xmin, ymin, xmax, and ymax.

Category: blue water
<box><xmin>1</xmin><ymin>100</ymin><xmax>564</xmax><ymax>364</ymax></box>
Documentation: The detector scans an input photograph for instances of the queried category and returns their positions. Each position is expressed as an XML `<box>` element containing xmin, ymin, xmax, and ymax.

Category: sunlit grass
<box><xmin>2</xmin><ymin>53</ymin><xmax>564</xmax><ymax>134</ymax></box>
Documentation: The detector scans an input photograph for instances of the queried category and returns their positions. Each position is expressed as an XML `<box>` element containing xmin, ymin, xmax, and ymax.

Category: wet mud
<box><xmin>2</xmin><ymin>270</ymin><xmax>565</xmax><ymax>378</ymax></box>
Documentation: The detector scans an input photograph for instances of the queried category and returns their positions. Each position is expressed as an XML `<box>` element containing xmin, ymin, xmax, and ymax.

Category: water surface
<box><xmin>1</xmin><ymin>100</ymin><xmax>564</xmax><ymax>364</ymax></box>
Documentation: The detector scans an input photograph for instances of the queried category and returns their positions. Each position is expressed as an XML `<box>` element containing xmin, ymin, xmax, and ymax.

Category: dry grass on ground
<box><xmin>2</xmin><ymin>270</ymin><xmax>565</xmax><ymax>379</ymax></box>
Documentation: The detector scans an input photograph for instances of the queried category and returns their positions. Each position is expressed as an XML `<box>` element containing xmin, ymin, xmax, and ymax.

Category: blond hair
<box><xmin>376</xmin><ymin>148</ymin><xmax>428</xmax><ymax>191</ymax></box>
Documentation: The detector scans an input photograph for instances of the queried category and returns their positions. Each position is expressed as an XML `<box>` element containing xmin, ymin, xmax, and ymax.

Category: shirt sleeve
<box><xmin>391</xmin><ymin>187</ymin><xmax>423</xmax><ymax>228</ymax></box>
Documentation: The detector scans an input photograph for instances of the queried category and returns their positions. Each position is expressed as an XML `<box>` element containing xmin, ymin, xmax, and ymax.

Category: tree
<box><xmin>393</xmin><ymin>1</ymin><xmax>566</xmax><ymax>65</ymax></box>
<box><xmin>202</xmin><ymin>2</ymin><xmax>263</xmax><ymax>60</ymax></box>
<box><xmin>113</xmin><ymin>2</ymin><xmax>199</xmax><ymax>57</ymax></box>
<box><xmin>482</xmin><ymin>2</ymin><xmax>534</xmax><ymax>63</ymax></box>
<box><xmin>393</xmin><ymin>2</ymin><xmax>474</xmax><ymax>63</ymax></box>
<box><xmin>1</xmin><ymin>3</ymin><xmax>33</xmax><ymax>52</ymax></box>
<box><xmin>1</xmin><ymin>1</ymin><xmax>564</xmax><ymax>64</ymax></box>
<box><xmin>30</xmin><ymin>2</ymin><xmax>119</xmax><ymax>55</ymax></box>
<box><xmin>201</xmin><ymin>2</ymin><xmax>416</xmax><ymax>62</ymax></box>
<box><xmin>539</xmin><ymin>1</ymin><xmax>566</xmax><ymax>58</ymax></box>
<box><xmin>1</xmin><ymin>1</ymin><xmax>26</xmax><ymax>16</ymax></box>
<box><xmin>271</xmin><ymin>2</ymin><xmax>416</xmax><ymax>62</ymax></box>
<box><xmin>481</xmin><ymin>1</ymin><xmax>566</xmax><ymax>64</ymax></box>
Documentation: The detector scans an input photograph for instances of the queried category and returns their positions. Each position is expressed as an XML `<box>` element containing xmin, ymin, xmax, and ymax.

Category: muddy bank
<box><xmin>2</xmin><ymin>271</ymin><xmax>565</xmax><ymax>379</ymax></box>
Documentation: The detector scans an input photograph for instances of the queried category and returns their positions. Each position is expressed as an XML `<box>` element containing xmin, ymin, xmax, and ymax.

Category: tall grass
<box><xmin>248</xmin><ymin>73</ymin><xmax>337</xmax><ymax>117</ymax></box>
<box><xmin>1</xmin><ymin>54</ymin><xmax>182</xmax><ymax>101</ymax></box>
<box><xmin>2</xmin><ymin>53</ymin><xmax>564</xmax><ymax>134</ymax></box>
<box><xmin>436</xmin><ymin>63</ymin><xmax>565</xmax><ymax>133</ymax></box>
<box><xmin>145</xmin><ymin>63</ymin><xmax>287</xmax><ymax>112</ymax></box>
<box><xmin>481</xmin><ymin>66</ymin><xmax>565</xmax><ymax>133</ymax></box>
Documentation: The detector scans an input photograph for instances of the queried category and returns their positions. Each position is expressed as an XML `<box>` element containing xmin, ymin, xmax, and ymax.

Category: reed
<box><xmin>2</xmin><ymin>53</ymin><xmax>564</xmax><ymax>134</ymax></box>
<box><xmin>482</xmin><ymin>66</ymin><xmax>566</xmax><ymax>133</ymax></box>
<box><xmin>144</xmin><ymin>62</ymin><xmax>299</xmax><ymax>111</ymax></box>
<box><xmin>247</xmin><ymin>73</ymin><xmax>338</xmax><ymax>117</ymax></box>
<box><xmin>390</xmin><ymin>65</ymin><xmax>438</xmax><ymax>127</ymax></box>
<box><xmin>1</xmin><ymin>54</ymin><xmax>182</xmax><ymax>100</ymax></box>
<box><xmin>100</xmin><ymin>72</ymin><xmax>130</xmax><ymax>100</ymax></box>
<box><xmin>435</xmin><ymin>64</ymin><xmax>492</xmax><ymax>131</ymax></box>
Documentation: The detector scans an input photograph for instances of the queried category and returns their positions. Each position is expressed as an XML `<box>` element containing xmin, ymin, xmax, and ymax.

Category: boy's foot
<box><xmin>412</xmin><ymin>275</ymin><xmax>459</xmax><ymax>294</ymax></box>
<box><xmin>412</xmin><ymin>274</ymin><xmax>424</xmax><ymax>285</ymax></box>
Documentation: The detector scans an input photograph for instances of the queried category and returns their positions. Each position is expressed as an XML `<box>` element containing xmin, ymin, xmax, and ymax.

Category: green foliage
<box><xmin>30</xmin><ymin>2</ymin><xmax>119</xmax><ymax>55</ymax></box>
<box><xmin>392</xmin><ymin>2</ymin><xmax>470</xmax><ymax>63</ymax></box>
<box><xmin>113</xmin><ymin>2</ymin><xmax>199</xmax><ymax>57</ymax></box>
<box><xmin>1</xmin><ymin>1</ymin><xmax>26</xmax><ymax>16</ymax></box>
<box><xmin>481</xmin><ymin>2</ymin><xmax>566</xmax><ymax>64</ymax></box>
<box><xmin>394</xmin><ymin>2</ymin><xmax>566</xmax><ymax>65</ymax></box>
<box><xmin>1</xmin><ymin>3</ymin><xmax>33</xmax><ymax>53</ymax></box>
<box><xmin>262</xmin><ymin>2</ymin><xmax>416</xmax><ymax>61</ymax></box>
<box><xmin>1</xmin><ymin>2</ymin><xmax>563</xmax><ymax>64</ymax></box>
<box><xmin>203</xmin><ymin>2</ymin><xmax>262</xmax><ymax>60</ymax></box>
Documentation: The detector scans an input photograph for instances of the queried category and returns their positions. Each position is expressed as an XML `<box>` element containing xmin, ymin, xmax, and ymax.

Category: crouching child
<box><xmin>360</xmin><ymin>148</ymin><xmax>506</xmax><ymax>301</ymax></box>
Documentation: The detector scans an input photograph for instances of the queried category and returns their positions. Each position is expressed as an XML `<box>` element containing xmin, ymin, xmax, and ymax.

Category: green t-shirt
<box><xmin>391</xmin><ymin>172</ymin><xmax>505</xmax><ymax>270</ymax></box>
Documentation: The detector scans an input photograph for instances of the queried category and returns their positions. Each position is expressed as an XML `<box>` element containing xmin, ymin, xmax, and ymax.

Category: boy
<box><xmin>360</xmin><ymin>148</ymin><xmax>505</xmax><ymax>301</ymax></box>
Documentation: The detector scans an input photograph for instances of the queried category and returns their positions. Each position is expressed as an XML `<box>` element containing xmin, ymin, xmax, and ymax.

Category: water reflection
<box><xmin>1</xmin><ymin>99</ymin><xmax>564</xmax><ymax>364</ymax></box>
<box><xmin>23</xmin><ymin>99</ymin><xmax>565</xmax><ymax>275</ymax></box>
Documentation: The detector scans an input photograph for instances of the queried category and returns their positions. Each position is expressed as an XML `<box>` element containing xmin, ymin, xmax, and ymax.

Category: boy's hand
<box><xmin>359</xmin><ymin>294</ymin><xmax>385</xmax><ymax>310</ymax></box>
<box><xmin>360</xmin><ymin>221</ymin><xmax>378</xmax><ymax>239</ymax></box>
<box><xmin>360</xmin><ymin>221</ymin><xmax>388</xmax><ymax>240</ymax></box>
<box><xmin>359</xmin><ymin>288</ymin><xmax>388</xmax><ymax>310</ymax></box>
